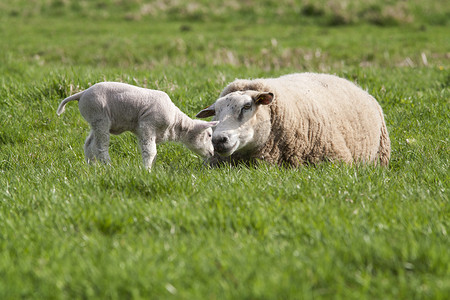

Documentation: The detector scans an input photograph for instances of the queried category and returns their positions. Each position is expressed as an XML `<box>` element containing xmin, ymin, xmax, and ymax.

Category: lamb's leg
<box><xmin>89</xmin><ymin>121</ymin><xmax>111</xmax><ymax>164</ymax></box>
<box><xmin>137</xmin><ymin>131</ymin><xmax>157</xmax><ymax>170</ymax></box>
<box><xmin>84</xmin><ymin>130</ymin><xmax>96</xmax><ymax>163</ymax></box>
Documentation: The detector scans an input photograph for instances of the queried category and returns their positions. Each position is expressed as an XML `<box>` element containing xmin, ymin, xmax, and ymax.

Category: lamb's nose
<box><xmin>212</xmin><ymin>135</ymin><xmax>229</xmax><ymax>146</ymax></box>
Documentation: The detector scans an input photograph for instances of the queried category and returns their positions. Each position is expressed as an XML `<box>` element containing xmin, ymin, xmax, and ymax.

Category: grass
<box><xmin>0</xmin><ymin>0</ymin><xmax>449</xmax><ymax>299</ymax></box>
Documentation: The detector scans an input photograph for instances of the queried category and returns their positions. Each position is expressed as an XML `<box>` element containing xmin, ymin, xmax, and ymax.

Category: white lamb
<box><xmin>57</xmin><ymin>82</ymin><xmax>218</xmax><ymax>170</ymax></box>
<box><xmin>196</xmin><ymin>73</ymin><xmax>390</xmax><ymax>167</ymax></box>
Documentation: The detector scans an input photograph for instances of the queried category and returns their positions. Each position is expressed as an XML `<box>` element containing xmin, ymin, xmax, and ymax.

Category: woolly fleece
<box><xmin>206</xmin><ymin>73</ymin><xmax>390</xmax><ymax>167</ymax></box>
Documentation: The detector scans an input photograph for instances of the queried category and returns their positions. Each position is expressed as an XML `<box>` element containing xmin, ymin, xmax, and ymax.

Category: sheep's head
<box><xmin>196</xmin><ymin>90</ymin><xmax>273</xmax><ymax>157</ymax></box>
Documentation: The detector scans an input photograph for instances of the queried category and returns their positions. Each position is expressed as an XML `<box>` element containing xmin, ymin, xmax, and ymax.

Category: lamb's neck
<box><xmin>167</xmin><ymin>110</ymin><xmax>194</xmax><ymax>143</ymax></box>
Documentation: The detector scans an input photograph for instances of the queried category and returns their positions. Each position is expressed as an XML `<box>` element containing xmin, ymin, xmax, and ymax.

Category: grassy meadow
<box><xmin>0</xmin><ymin>0</ymin><xmax>449</xmax><ymax>299</ymax></box>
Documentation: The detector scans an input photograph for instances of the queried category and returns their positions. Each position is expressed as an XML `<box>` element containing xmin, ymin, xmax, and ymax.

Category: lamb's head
<box><xmin>196</xmin><ymin>90</ymin><xmax>273</xmax><ymax>157</ymax></box>
<box><xmin>184</xmin><ymin>120</ymin><xmax>218</xmax><ymax>158</ymax></box>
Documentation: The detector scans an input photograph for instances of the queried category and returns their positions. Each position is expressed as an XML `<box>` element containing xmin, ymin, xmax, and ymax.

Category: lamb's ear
<box><xmin>196</xmin><ymin>103</ymin><xmax>216</xmax><ymax>118</ymax></box>
<box><xmin>193</xmin><ymin>120</ymin><xmax>219</xmax><ymax>132</ymax></box>
<box><xmin>254</xmin><ymin>92</ymin><xmax>274</xmax><ymax>105</ymax></box>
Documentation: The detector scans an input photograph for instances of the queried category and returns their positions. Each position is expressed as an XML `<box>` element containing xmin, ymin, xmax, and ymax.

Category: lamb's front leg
<box><xmin>137</xmin><ymin>132</ymin><xmax>157</xmax><ymax>170</ymax></box>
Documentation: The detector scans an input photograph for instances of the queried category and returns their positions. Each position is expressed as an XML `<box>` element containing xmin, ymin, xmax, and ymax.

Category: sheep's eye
<box><xmin>208</xmin><ymin>133</ymin><xmax>212</xmax><ymax>138</ymax></box>
<box><xmin>242</xmin><ymin>103</ymin><xmax>252</xmax><ymax>111</ymax></box>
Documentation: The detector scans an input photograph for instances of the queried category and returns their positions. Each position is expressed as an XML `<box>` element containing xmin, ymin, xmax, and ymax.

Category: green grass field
<box><xmin>0</xmin><ymin>0</ymin><xmax>449</xmax><ymax>299</ymax></box>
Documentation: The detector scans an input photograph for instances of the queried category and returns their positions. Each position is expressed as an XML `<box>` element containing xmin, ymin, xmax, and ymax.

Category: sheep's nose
<box><xmin>212</xmin><ymin>135</ymin><xmax>229</xmax><ymax>146</ymax></box>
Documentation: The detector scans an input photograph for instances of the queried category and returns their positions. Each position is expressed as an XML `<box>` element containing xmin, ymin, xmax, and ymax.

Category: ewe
<box><xmin>196</xmin><ymin>73</ymin><xmax>390</xmax><ymax>167</ymax></box>
<box><xmin>57</xmin><ymin>82</ymin><xmax>217</xmax><ymax>170</ymax></box>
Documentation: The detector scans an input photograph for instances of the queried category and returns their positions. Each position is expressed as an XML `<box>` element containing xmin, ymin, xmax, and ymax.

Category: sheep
<box><xmin>57</xmin><ymin>82</ymin><xmax>218</xmax><ymax>170</ymax></box>
<box><xmin>196</xmin><ymin>73</ymin><xmax>390</xmax><ymax>167</ymax></box>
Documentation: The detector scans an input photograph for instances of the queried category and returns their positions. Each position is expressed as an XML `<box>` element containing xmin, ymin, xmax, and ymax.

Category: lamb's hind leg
<box><xmin>84</xmin><ymin>130</ymin><xmax>96</xmax><ymax>164</ymax></box>
<box><xmin>87</xmin><ymin>120</ymin><xmax>112</xmax><ymax>164</ymax></box>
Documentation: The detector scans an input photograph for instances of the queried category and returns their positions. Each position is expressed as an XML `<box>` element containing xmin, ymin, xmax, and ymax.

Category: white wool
<box><xmin>196</xmin><ymin>73</ymin><xmax>390</xmax><ymax>167</ymax></box>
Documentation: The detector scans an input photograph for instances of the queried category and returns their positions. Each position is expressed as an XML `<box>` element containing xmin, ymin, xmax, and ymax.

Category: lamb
<box><xmin>57</xmin><ymin>82</ymin><xmax>218</xmax><ymax>170</ymax></box>
<box><xmin>196</xmin><ymin>73</ymin><xmax>390</xmax><ymax>167</ymax></box>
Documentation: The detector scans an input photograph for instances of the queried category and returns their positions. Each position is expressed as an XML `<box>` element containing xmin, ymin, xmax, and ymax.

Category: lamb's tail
<box><xmin>378</xmin><ymin>118</ymin><xmax>391</xmax><ymax>167</ymax></box>
<box><xmin>56</xmin><ymin>90</ymin><xmax>85</xmax><ymax>115</ymax></box>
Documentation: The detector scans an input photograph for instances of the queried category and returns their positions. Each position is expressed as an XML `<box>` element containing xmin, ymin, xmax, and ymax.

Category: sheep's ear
<box><xmin>196</xmin><ymin>104</ymin><xmax>216</xmax><ymax>118</ymax></box>
<box><xmin>254</xmin><ymin>92</ymin><xmax>274</xmax><ymax>105</ymax></box>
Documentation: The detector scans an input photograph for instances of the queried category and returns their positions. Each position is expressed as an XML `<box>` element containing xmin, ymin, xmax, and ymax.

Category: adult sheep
<box><xmin>196</xmin><ymin>73</ymin><xmax>390</xmax><ymax>167</ymax></box>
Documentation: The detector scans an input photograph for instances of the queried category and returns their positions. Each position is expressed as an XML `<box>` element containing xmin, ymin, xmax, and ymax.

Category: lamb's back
<box><xmin>79</xmin><ymin>82</ymin><xmax>177</xmax><ymax>134</ymax></box>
